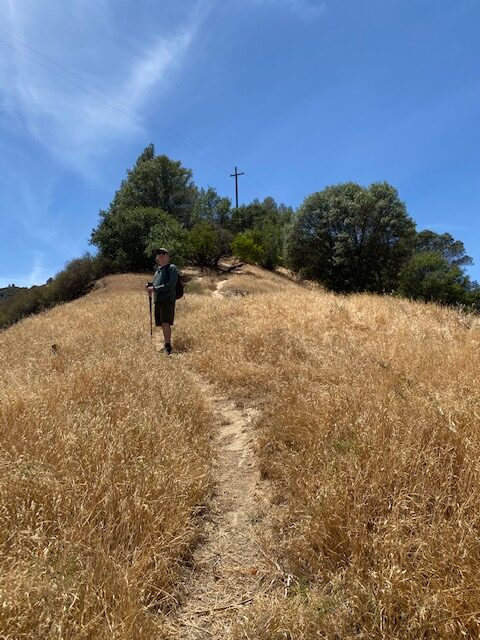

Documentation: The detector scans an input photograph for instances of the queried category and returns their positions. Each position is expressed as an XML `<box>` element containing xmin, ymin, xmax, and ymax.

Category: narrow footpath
<box><xmin>168</xmin><ymin>281</ymin><xmax>278</xmax><ymax>639</ymax></box>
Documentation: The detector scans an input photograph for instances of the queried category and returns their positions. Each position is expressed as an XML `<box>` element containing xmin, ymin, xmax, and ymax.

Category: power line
<box><xmin>0</xmin><ymin>29</ymin><xmax>274</xmax><ymax>203</ymax></box>
<box><xmin>0</xmin><ymin>30</ymin><xmax>233</xmax><ymax>176</ymax></box>
<box><xmin>242</xmin><ymin>171</ymin><xmax>270</xmax><ymax>195</ymax></box>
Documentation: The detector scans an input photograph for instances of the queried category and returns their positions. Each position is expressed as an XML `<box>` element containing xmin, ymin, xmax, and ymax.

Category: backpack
<box><xmin>176</xmin><ymin>274</ymin><xmax>184</xmax><ymax>300</ymax></box>
<box><xmin>169</xmin><ymin>264</ymin><xmax>184</xmax><ymax>300</ymax></box>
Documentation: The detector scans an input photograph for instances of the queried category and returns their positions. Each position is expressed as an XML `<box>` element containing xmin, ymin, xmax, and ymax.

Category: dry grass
<box><xmin>3</xmin><ymin>267</ymin><xmax>480</xmax><ymax>638</ymax></box>
<box><xmin>218</xmin><ymin>266</ymin><xmax>299</xmax><ymax>297</ymax></box>
<box><xmin>0</xmin><ymin>274</ymin><xmax>213</xmax><ymax>639</ymax></box>
<box><xmin>181</xmin><ymin>267</ymin><xmax>222</xmax><ymax>295</ymax></box>
<box><xmin>176</xmin><ymin>269</ymin><xmax>480</xmax><ymax>638</ymax></box>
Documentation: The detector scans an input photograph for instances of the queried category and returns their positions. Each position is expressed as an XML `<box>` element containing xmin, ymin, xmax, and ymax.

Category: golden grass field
<box><xmin>177</xmin><ymin>267</ymin><xmax>480</xmax><ymax>638</ymax></box>
<box><xmin>0</xmin><ymin>275</ymin><xmax>213</xmax><ymax>639</ymax></box>
<box><xmin>1</xmin><ymin>267</ymin><xmax>480</xmax><ymax>638</ymax></box>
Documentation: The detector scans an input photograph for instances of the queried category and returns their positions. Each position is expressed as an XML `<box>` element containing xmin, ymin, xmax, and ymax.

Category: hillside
<box><xmin>0</xmin><ymin>285</ymin><xmax>26</xmax><ymax>302</ymax></box>
<box><xmin>1</xmin><ymin>267</ymin><xmax>479</xmax><ymax>639</ymax></box>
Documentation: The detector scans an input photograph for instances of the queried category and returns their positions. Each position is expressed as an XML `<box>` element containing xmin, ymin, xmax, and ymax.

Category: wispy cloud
<box><xmin>253</xmin><ymin>0</ymin><xmax>327</xmax><ymax>19</ymax></box>
<box><xmin>0</xmin><ymin>251</ymin><xmax>51</xmax><ymax>288</ymax></box>
<box><xmin>0</xmin><ymin>0</ymin><xmax>204</xmax><ymax>179</ymax></box>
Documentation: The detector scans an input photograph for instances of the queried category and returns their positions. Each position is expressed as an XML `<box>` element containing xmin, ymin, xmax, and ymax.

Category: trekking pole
<box><xmin>145</xmin><ymin>281</ymin><xmax>154</xmax><ymax>338</ymax></box>
<box><xmin>148</xmin><ymin>291</ymin><xmax>153</xmax><ymax>338</ymax></box>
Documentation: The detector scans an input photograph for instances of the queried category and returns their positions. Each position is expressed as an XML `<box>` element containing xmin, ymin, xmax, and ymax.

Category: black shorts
<box><xmin>154</xmin><ymin>300</ymin><xmax>175</xmax><ymax>326</ymax></box>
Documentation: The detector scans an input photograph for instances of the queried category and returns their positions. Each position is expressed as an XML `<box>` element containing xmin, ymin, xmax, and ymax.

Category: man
<box><xmin>147</xmin><ymin>248</ymin><xmax>178</xmax><ymax>355</ymax></box>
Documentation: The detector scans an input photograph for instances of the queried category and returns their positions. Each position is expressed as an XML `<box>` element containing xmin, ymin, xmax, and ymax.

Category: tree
<box><xmin>190</xmin><ymin>187</ymin><xmax>231</xmax><ymax>228</ymax></box>
<box><xmin>415</xmin><ymin>230</ymin><xmax>473</xmax><ymax>267</ymax></box>
<box><xmin>108</xmin><ymin>145</ymin><xmax>197</xmax><ymax>226</ymax></box>
<box><xmin>228</xmin><ymin>197</ymin><xmax>292</xmax><ymax>235</ymax></box>
<box><xmin>51</xmin><ymin>254</ymin><xmax>98</xmax><ymax>302</ymax></box>
<box><xmin>287</xmin><ymin>182</ymin><xmax>416</xmax><ymax>292</ymax></box>
<box><xmin>229</xmin><ymin>201</ymin><xmax>265</xmax><ymax>234</ymax></box>
<box><xmin>398</xmin><ymin>252</ymin><xmax>470</xmax><ymax>305</ymax></box>
<box><xmin>231</xmin><ymin>230</ymin><xmax>264</xmax><ymax>264</ymax></box>
<box><xmin>91</xmin><ymin>207</ymin><xmax>172</xmax><ymax>271</ymax></box>
<box><xmin>145</xmin><ymin>215</ymin><xmax>190</xmax><ymax>268</ymax></box>
<box><xmin>466</xmin><ymin>284</ymin><xmax>480</xmax><ymax>312</ymax></box>
<box><xmin>231</xmin><ymin>222</ymin><xmax>284</xmax><ymax>270</ymax></box>
<box><xmin>258</xmin><ymin>219</ymin><xmax>284</xmax><ymax>270</ymax></box>
<box><xmin>188</xmin><ymin>221</ymin><xmax>230</xmax><ymax>268</ymax></box>
<box><xmin>227</xmin><ymin>197</ymin><xmax>291</xmax><ymax>269</ymax></box>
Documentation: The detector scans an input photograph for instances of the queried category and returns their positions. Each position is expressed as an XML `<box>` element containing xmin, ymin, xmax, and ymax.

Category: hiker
<box><xmin>147</xmin><ymin>248</ymin><xmax>178</xmax><ymax>355</ymax></box>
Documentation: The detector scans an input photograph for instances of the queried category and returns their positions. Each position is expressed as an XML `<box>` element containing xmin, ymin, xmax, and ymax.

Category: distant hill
<box><xmin>0</xmin><ymin>285</ymin><xmax>26</xmax><ymax>303</ymax></box>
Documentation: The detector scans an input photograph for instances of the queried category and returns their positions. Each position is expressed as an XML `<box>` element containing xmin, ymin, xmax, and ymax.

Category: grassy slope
<box><xmin>177</xmin><ymin>266</ymin><xmax>480</xmax><ymax>639</ymax></box>
<box><xmin>1</xmin><ymin>268</ymin><xmax>480</xmax><ymax>638</ymax></box>
<box><xmin>0</xmin><ymin>274</ymin><xmax>213</xmax><ymax>639</ymax></box>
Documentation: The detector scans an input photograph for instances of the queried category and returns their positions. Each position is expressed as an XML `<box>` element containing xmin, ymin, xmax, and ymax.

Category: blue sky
<box><xmin>1</xmin><ymin>0</ymin><xmax>479</xmax><ymax>287</ymax></box>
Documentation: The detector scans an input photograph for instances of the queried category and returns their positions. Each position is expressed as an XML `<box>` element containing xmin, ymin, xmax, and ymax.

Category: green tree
<box><xmin>288</xmin><ymin>182</ymin><xmax>416</xmax><ymax>292</ymax></box>
<box><xmin>398</xmin><ymin>252</ymin><xmax>470</xmax><ymax>305</ymax></box>
<box><xmin>231</xmin><ymin>222</ymin><xmax>284</xmax><ymax>270</ymax></box>
<box><xmin>108</xmin><ymin>145</ymin><xmax>196</xmax><ymax>226</ymax></box>
<box><xmin>191</xmin><ymin>187</ymin><xmax>231</xmax><ymax>227</ymax></box>
<box><xmin>228</xmin><ymin>197</ymin><xmax>291</xmax><ymax>234</ymax></box>
<box><xmin>50</xmin><ymin>254</ymin><xmax>98</xmax><ymax>302</ymax></box>
<box><xmin>188</xmin><ymin>221</ymin><xmax>230</xmax><ymax>268</ymax></box>
<box><xmin>231</xmin><ymin>230</ymin><xmax>264</xmax><ymax>264</ymax></box>
<box><xmin>466</xmin><ymin>284</ymin><xmax>480</xmax><ymax>311</ymax></box>
<box><xmin>145</xmin><ymin>214</ymin><xmax>190</xmax><ymax>268</ymax></box>
<box><xmin>415</xmin><ymin>230</ymin><xmax>473</xmax><ymax>267</ymax></box>
<box><xmin>259</xmin><ymin>219</ymin><xmax>283</xmax><ymax>270</ymax></box>
<box><xmin>228</xmin><ymin>197</ymin><xmax>291</xmax><ymax>269</ymax></box>
<box><xmin>229</xmin><ymin>201</ymin><xmax>264</xmax><ymax>234</ymax></box>
<box><xmin>91</xmin><ymin>207</ymin><xmax>171</xmax><ymax>271</ymax></box>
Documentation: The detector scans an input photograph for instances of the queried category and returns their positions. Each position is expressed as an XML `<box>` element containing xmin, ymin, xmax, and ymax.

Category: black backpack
<box><xmin>176</xmin><ymin>274</ymin><xmax>184</xmax><ymax>300</ymax></box>
<box><xmin>169</xmin><ymin>264</ymin><xmax>184</xmax><ymax>300</ymax></box>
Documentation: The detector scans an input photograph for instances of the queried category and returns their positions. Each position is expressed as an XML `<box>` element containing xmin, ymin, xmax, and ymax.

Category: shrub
<box><xmin>188</xmin><ymin>221</ymin><xmax>230</xmax><ymax>268</ymax></box>
<box><xmin>398</xmin><ymin>252</ymin><xmax>470</xmax><ymax>305</ymax></box>
<box><xmin>50</xmin><ymin>254</ymin><xmax>98</xmax><ymax>302</ymax></box>
<box><xmin>231</xmin><ymin>230</ymin><xmax>264</xmax><ymax>264</ymax></box>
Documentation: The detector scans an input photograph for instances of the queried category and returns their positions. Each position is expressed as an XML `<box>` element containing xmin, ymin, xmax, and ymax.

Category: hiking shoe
<box><xmin>163</xmin><ymin>344</ymin><xmax>172</xmax><ymax>355</ymax></box>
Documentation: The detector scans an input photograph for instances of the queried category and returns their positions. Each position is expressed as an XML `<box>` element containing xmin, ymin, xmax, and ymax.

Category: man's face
<box><xmin>156</xmin><ymin>252</ymin><xmax>169</xmax><ymax>267</ymax></box>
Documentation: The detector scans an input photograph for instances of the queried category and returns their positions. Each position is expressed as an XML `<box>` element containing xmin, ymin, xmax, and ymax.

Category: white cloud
<box><xmin>0</xmin><ymin>1</ymin><xmax>204</xmax><ymax>180</ymax></box>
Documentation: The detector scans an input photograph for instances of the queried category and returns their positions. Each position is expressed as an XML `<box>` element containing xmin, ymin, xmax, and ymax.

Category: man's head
<box><xmin>155</xmin><ymin>248</ymin><xmax>170</xmax><ymax>267</ymax></box>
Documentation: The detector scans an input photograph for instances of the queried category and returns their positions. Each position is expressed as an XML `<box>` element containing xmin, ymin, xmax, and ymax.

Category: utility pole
<box><xmin>230</xmin><ymin>166</ymin><xmax>244</xmax><ymax>209</ymax></box>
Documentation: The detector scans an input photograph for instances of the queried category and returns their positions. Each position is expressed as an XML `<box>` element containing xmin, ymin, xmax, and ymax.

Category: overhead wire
<box><xmin>242</xmin><ymin>171</ymin><xmax>269</xmax><ymax>196</ymax></box>
<box><xmin>0</xmin><ymin>29</ymin><xmax>234</xmax><ymax>177</ymax></box>
<box><xmin>0</xmin><ymin>28</ymin><xmax>276</xmax><ymax>204</ymax></box>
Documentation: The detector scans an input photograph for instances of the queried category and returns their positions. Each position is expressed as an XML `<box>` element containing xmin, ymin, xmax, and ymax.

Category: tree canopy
<box><xmin>287</xmin><ymin>182</ymin><xmax>416</xmax><ymax>293</ymax></box>
<box><xmin>5</xmin><ymin>144</ymin><xmax>479</xmax><ymax>331</ymax></box>
<box><xmin>415</xmin><ymin>230</ymin><xmax>473</xmax><ymax>267</ymax></box>
<box><xmin>190</xmin><ymin>187</ymin><xmax>231</xmax><ymax>228</ymax></box>
<box><xmin>398</xmin><ymin>252</ymin><xmax>471</xmax><ymax>305</ymax></box>
<box><xmin>108</xmin><ymin>144</ymin><xmax>197</xmax><ymax>226</ymax></box>
<box><xmin>91</xmin><ymin>207</ymin><xmax>171</xmax><ymax>272</ymax></box>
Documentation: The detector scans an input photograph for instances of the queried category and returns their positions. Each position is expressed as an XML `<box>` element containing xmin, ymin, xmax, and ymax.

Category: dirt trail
<box><xmin>168</xmin><ymin>280</ymin><xmax>276</xmax><ymax>639</ymax></box>
<box><xmin>212</xmin><ymin>278</ymin><xmax>228</xmax><ymax>298</ymax></box>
